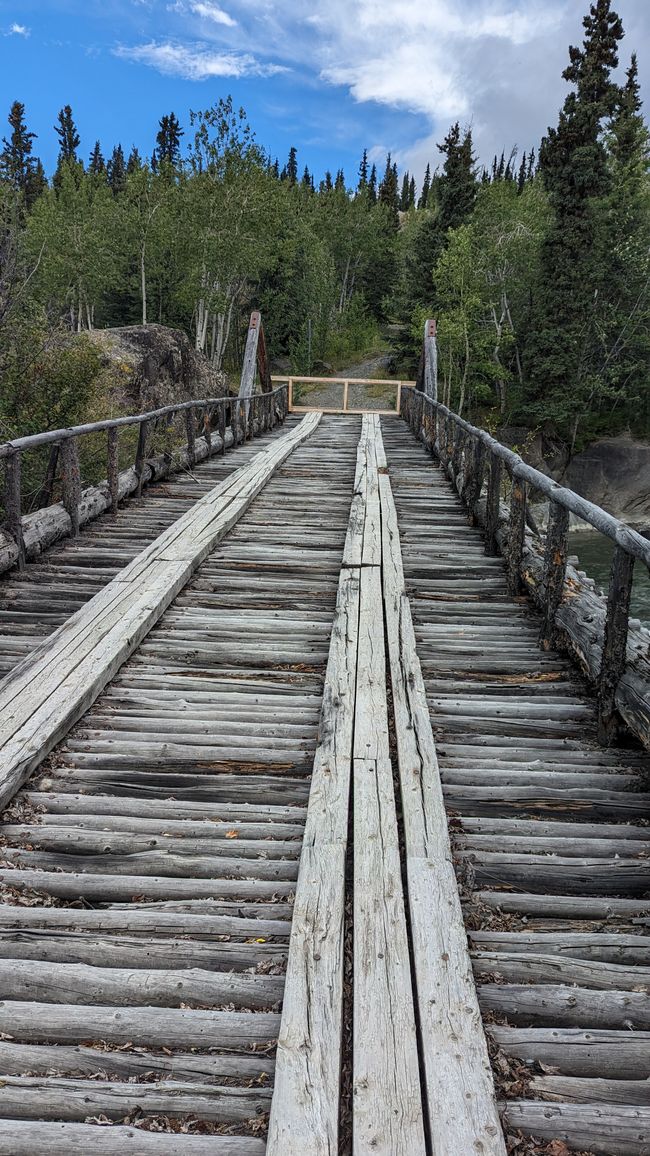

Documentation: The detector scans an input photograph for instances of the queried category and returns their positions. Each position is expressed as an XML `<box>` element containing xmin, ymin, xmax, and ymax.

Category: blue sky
<box><xmin>1</xmin><ymin>0</ymin><xmax>648</xmax><ymax>185</ymax></box>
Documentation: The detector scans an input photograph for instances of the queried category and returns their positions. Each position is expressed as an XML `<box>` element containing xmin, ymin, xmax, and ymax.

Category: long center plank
<box><xmin>0</xmin><ymin>413</ymin><xmax>321</xmax><ymax>810</ymax></box>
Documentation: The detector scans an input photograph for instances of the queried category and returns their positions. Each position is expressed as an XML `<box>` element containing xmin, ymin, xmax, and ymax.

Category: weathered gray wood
<box><xmin>0</xmin><ymin>1041</ymin><xmax>274</xmax><ymax>1081</ymax></box>
<box><xmin>540</xmin><ymin>500</ymin><xmax>570</xmax><ymax>646</ymax></box>
<box><xmin>0</xmin><ymin>959</ymin><xmax>283</xmax><ymax>1008</ymax></box>
<box><xmin>485</xmin><ymin>454</ymin><xmax>502</xmax><ymax>556</ymax></box>
<box><xmin>489</xmin><ymin>1026</ymin><xmax>650</xmax><ymax>1079</ymax></box>
<box><xmin>0</xmin><ymin>413</ymin><xmax>321</xmax><ymax>810</ymax></box>
<box><xmin>599</xmin><ymin>544</ymin><xmax>636</xmax><ymax>744</ymax></box>
<box><xmin>268</xmin><ymin>423</ymin><xmax>363</xmax><ymax>1156</ymax></box>
<box><xmin>0</xmin><ymin>1121</ymin><xmax>265</xmax><ymax>1155</ymax></box>
<box><xmin>530</xmin><ymin>1074</ymin><xmax>650</xmax><ymax>1105</ymax></box>
<box><xmin>107</xmin><ymin>426</ymin><xmax>119</xmax><ymax>515</ymax></box>
<box><xmin>479</xmin><ymin>984</ymin><xmax>650</xmax><ymax>1028</ymax></box>
<box><xmin>0</xmin><ymin>1001</ymin><xmax>280</xmax><ymax>1048</ymax></box>
<box><xmin>471</xmin><ymin>951</ymin><xmax>650</xmax><ymax>990</ymax></box>
<box><xmin>2</xmin><ymin>450</ymin><xmax>25</xmax><ymax>569</ymax></box>
<box><xmin>506</xmin><ymin>472</ymin><xmax>526</xmax><ymax>594</ymax></box>
<box><xmin>0</xmin><ymin>1076</ymin><xmax>271</xmax><ymax>1123</ymax></box>
<box><xmin>60</xmin><ymin>436</ymin><xmax>82</xmax><ymax>538</ymax></box>
<box><xmin>501</xmin><ymin>1102</ymin><xmax>650</xmax><ymax>1156</ymax></box>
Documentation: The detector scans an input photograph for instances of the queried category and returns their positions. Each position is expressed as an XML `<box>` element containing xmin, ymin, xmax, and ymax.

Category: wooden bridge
<box><xmin>0</xmin><ymin>315</ymin><xmax>648</xmax><ymax>1155</ymax></box>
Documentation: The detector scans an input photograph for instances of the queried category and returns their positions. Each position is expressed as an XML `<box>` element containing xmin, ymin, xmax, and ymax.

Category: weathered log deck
<box><xmin>0</xmin><ymin>407</ymin><xmax>648</xmax><ymax>1155</ymax></box>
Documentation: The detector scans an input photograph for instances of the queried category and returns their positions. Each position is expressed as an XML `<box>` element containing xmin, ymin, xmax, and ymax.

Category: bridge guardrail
<box><xmin>1</xmin><ymin>313</ymin><xmax>288</xmax><ymax>573</ymax></box>
<box><xmin>400</xmin><ymin>381</ymin><xmax>650</xmax><ymax>750</ymax></box>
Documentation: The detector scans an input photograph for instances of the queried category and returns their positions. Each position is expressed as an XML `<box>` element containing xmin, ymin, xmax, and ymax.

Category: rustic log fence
<box><xmin>400</xmin><ymin>382</ymin><xmax>650</xmax><ymax>751</ymax></box>
<box><xmin>1</xmin><ymin>358</ymin><xmax>288</xmax><ymax>576</ymax></box>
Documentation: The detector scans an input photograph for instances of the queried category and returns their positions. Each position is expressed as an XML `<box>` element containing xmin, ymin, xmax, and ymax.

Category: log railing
<box><xmin>1</xmin><ymin>318</ymin><xmax>288</xmax><ymax>576</ymax></box>
<box><xmin>400</xmin><ymin>383</ymin><xmax>650</xmax><ymax>750</ymax></box>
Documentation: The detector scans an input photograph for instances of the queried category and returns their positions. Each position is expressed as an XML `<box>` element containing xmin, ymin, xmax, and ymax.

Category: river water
<box><xmin>569</xmin><ymin>530</ymin><xmax>650</xmax><ymax>627</ymax></box>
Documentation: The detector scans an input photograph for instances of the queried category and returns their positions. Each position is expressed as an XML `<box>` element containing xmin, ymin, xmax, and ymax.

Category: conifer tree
<box><xmin>0</xmin><ymin>101</ymin><xmax>44</xmax><ymax>205</ymax></box>
<box><xmin>418</xmin><ymin>163</ymin><xmax>431</xmax><ymax>208</ymax></box>
<box><xmin>271</xmin><ymin>157</ymin><xmax>280</xmax><ymax>179</ymax></box>
<box><xmin>334</xmin><ymin>168</ymin><xmax>345</xmax><ymax>191</ymax></box>
<box><xmin>408</xmin><ymin>175</ymin><xmax>416</xmax><ymax>208</ymax></box>
<box><xmin>323</xmin><ymin>170</ymin><xmax>333</xmax><ymax>191</ymax></box>
<box><xmin>55</xmin><ymin>105</ymin><xmax>80</xmax><ymax>165</ymax></box>
<box><xmin>517</xmin><ymin>152</ymin><xmax>527</xmax><ymax>194</ymax></box>
<box><xmin>368</xmin><ymin>163</ymin><xmax>377</xmax><ymax>204</ymax></box>
<box><xmin>527</xmin><ymin>0</ymin><xmax>625</xmax><ymax>425</ymax></box>
<box><xmin>437</xmin><ymin>123</ymin><xmax>477</xmax><ymax>232</ymax></box>
<box><xmin>400</xmin><ymin>171</ymin><xmax>410</xmax><ymax>211</ymax></box>
<box><xmin>301</xmin><ymin>164</ymin><xmax>312</xmax><ymax>188</ymax></box>
<box><xmin>286</xmin><ymin>146</ymin><xmax>298</xmax><ymax>186</ymax></box>
<box><xmin>378</xmin><ymin>153</ymin><xmax>399</xmax><ymax>227</ymax></box>
<box><xmin>155</xmin><ymin>112</ymin><xmax>184</xmax><ymax>168</ymax></box>
<box><xmin>89</xmin><ymin>140</ymin><xmax>106</xmax><ymax>175</ymax></box>
<box><xmin>358</xmin><ymin>148</ymin><xmax>369</xmax><ymax>191</ymax></box>
<box><xmin>107</xmin><ymin>144</ymin><xmax>126</xmax><ymax>195</ymax></box>
<box><xmin>127</xmin><ymin>146</ymin><xmax>142</xmax><ymax>174</ymax></box>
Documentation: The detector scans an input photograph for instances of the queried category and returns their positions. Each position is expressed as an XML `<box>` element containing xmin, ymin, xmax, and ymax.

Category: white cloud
<box><xmin>115</xmin><ymin>39</ymin><xmax>284</xmax><ymax>79</ymax></box>
<box><xmin>168</xmin><ymin>1</ymin><xmax>237</xmax><ymax>26</ymax></box>
<box><xmin>7</xmin><ymin>22</ymin><xmax>30</xmax><ymax>36</ymax></box>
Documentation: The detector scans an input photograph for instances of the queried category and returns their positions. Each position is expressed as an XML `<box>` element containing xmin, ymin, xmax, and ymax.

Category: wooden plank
<box><xmin>0</xmin><ymin>414</ymin><xmax>321</xmax><ymax>811</ymax></box>
<box><xmin>501</xmin><ymin>1102</ymin><xmax>650</xmax><ymax>1156</ymax></box>
<box><xmin>267</xmin><ymin>434</ymin><xmax>362</xmax><ymax>1155</ymax></box>
<box><xmin>376</xmin><ymin>417</ymin><xmax>505</xmax><ymax>1155</ymax></box>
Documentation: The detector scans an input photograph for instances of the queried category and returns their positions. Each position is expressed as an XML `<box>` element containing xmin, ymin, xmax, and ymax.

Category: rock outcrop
<box><xmin>88</xmin><ymin>325</ymin><xmax>228</xmax><ymax>413</ymax></box>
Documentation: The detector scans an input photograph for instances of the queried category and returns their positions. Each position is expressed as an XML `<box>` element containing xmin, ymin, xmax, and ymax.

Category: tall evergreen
<box><xmin>368</xmin><ymin>163</ymin><xmax>377</xmax><ymax>204</ymax></box>
<box><xmin>418</xmin><ymin>163</ymin><xmax>431</xmax><ymax>208</ymax></box>
<box><xmin>400</xmin><ymin>171</ymin><xmax>410</xmax><ymax>211</ymax></box>
<box><xmin>334</xmin><ymin>168</ymin><xmax>345</xmax><ymax>191</ymax></box>
<box><xmin>89</xmin><ymin>140</ymin><xmax>106</xmax><ymax>176</ymax></box>
<box><xmin>378</xmin><ymin>153</ymin><xmax>399</xmax><ymax>227</ymax></box>
<box><xmin>358</xmin><ymin>148</ymin><xmax>369</xmax><ymax>191</ymax></box>
<box><xmin>55</xmin><ymin>105</ymin><xmax>80</xmax><ymax>164</ymax></box>
<box><xmin>286</xmin><ymin>146</ymin><xmax>298</xmax><ymax>186</ymax></box>
<box><xmin>408</xmin><ymin>175</ymin><xmax>416</xmax><ymax>208</ymax></box>
<box><xmin>437</xmin><ymin>123</ymin><xmax>477</xmax><ymax>232</ymax></box>
<box><xmin>155</xmin><ymin>112</ymin><xmax>184</xmax><ymax>169</ymax></box>
<box><xmin>107</xmin><ymin>144</ymin><xmax>127</xmax><ymax>196</ymax></box>
<box><xmin>526</xmin><ymin>0</ymin><xmax>625</xmax><ymax>423</ymax></box>
<box><xmin>127</xmin><ymin>146</ymin><xmax>142</xmax><ymax>174</ymax></box>
<box><xmin>0</xmin><ymin>101</ymin><xmax>44</xmax><ymax>206</ymax></box>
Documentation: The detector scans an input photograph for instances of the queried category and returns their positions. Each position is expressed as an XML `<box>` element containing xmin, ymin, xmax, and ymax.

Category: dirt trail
<box><xmin>296</xmin><ymin>354</ymin><xmax>398</xmax><ymax>410</ymax></box>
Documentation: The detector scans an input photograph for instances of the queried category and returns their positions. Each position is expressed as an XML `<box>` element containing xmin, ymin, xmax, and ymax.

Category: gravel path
<box><xmin>295</xmin><ymin>355</ymin><xmax>399</xmax><ymax>411</ymax></box>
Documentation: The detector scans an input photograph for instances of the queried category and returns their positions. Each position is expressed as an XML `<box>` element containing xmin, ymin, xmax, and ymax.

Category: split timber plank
<box><xmin>268</xmin><ymin>415</ymin><xmax>425</xmax><ymax>1156</ymax></box>
<box><xmin>0</xmin><ymin>413</ymin><xmax>320</xmax><ymax>810</ymax></box>
<box><xmin>376</xmin><ymin>418</ymin><xmax>505</xmax><ymax>1155</ymax></box>
<box><xmin>267</xmin><ymin>431</ymin><xmax>363</xmax><ymax>1154</ymax></box>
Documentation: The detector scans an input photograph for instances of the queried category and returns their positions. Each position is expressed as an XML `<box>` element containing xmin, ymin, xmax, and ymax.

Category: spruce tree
<box><xmin>368</xmin><ymin>163</ymin><xmax>377</xmax><ymax>204</ymax></box>
<box><xmin>517</xmin><ymin>152</ymin><xmax>527</xmax><ymax>194</ymax></box>
<box><xmin>127</xmin><ymin>146</ymin><xmax>142</xmax><ymax>174</ymax></box>
<box><xmin>408</xmin><ymin>175</ymin><xmax>416</xmax><ymax>208</ymax></box>
<box><xmin>107</xmin><ymin>144</ymin><xmax>126</xmax><ymax>195</ymax></box>
<box><xmin>334</xmin><ymin>168</ymin><xmax>345</xmax><ymax>191</ymax></box>
<box><xmin>323</xmin><ymin>170</ymin><xmax>333</xmax><ymax>191</ymax></box>
<box><xmin>89</xmin><ymin>140</ymin><xmax>106</xmax><ymax>176</ymax></box>
<box><xmin>526</xmin><ymin>0</ymin><xmax>625</xmax><ymax>427</ymax></box>
<box><xmin>400</xmin><ymin>171</ymin><xmax>410</xmax><ymax>211</ymax></box>
<box><xmin>418</xmin><ymin>163</ymin><xmax>431</xmax><ymax>208</ymax></box>
<box><xmin>358</xmin><ymin>148</ymin><xmax>369</xmax><ymax>191</ymax></box>
<box><xmin>437</xmin><ymin>123</ymin><xmax>477</xmax><ymax>232</ymax></box>
<box><xmin>301</xmin><ymin>165</ymin><xmax>312</xmax><ymax>188</ymax></box>
<box><xmin>55</xmin><ymin>105</ymin><xmax>80</xmax><ymax>164</ymax></box>
<box><xmin>286</xmin><ymin>146</ymin><xmax>298</xmax><ymax>185</ymax></box>
<box><xmin>378</xmin><ymin>153</ymin><xmax>399</xmax><ymax>227</ymax></box>
<box><xmin>0</xmin><ymin>101</ymin><xmax>44</xmax><ymax>205</ymax></box>
<box><xmin>155</xmin><ymin>112</ymin><xmax>184</xmax><ymax>168</ymax></box>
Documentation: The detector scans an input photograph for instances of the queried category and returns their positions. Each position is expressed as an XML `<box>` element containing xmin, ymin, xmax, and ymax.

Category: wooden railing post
<box><xmin>485</xmin><ymin>454</ymin><xmax>502</xmax><ymax>556</ymax></box>
<box><xmin>3</xmin><ymin>449</ymin><xmax>25</xmax><ymax>569</ymax></box>
<box><xmin>185</xmin><ymin>408</ymin><xmax>196</xmax><ymax>466</ymax></box>
<box><xmin>598</xmin><ymin>545</ymin><xmax>635</xmax><ymax>745</ymax></box>
<box><xmin>219</xmin><ymin>400</ymin><xmax>227</xmax><ymax>454</ymax></box>
<box><xmin>506</xmin><ymin>473</ymin><xmax>527</xmax><ymax>594</ymax></box>
<box><xmin>203</xmin><ymin>407</ymin><xmax>212</xmax><ymax>454</ymax></box>
<box><xmin>37</xmin><ymin>443</ymin><xmax>60</xmax><ymax>509</ymax></box>
<box><xmin>466</xmin><ymin>437</ymin><xmax>485</xmax><ymax>523</ymax></box>
<box><xmin>60</xmin><ymin>435</ymin><xmax>81</xmax><ymax>537</ymax></box>
<box><xmin>107</xmin><ymin>427</ymin><xmax>119</xmax><ymax>516</ymax></box>
<box><xmin>540</xmin><ymin>501</ymin><xmax>570</xmax><ymax>648</ymax></box>
<box><xmin>134</xmin><ymin>419</ymin><xmax>149</xmax><ymax>497</ymax></box>
<box><xmin>343</xmin><ymin>381</ymin><xmax>349</xmax><ymax>412</ymax></box>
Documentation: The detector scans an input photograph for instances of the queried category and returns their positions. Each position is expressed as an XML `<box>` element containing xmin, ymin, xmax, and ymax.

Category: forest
<box><xmin>0</xmin><ymin>0</ymin><xmax>648</xmax><ymax>455</ymax></box>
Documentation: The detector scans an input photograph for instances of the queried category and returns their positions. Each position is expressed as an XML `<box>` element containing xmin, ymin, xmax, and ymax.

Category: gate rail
<box><xmin>273</xmin><ymin>375</ymin><xmax>414</xmax><ymax>415</ymax></box>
